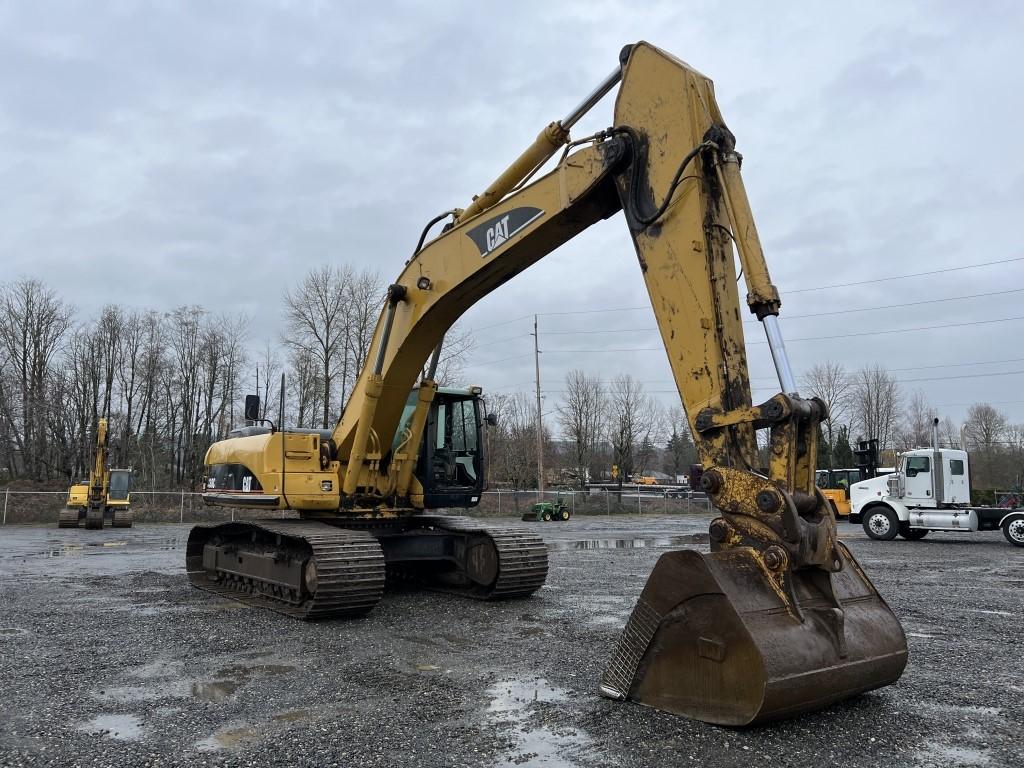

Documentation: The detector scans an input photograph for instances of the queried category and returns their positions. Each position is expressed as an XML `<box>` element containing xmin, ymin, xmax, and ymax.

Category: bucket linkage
<box><xmin>600</xmin><ymin>395</ymin><xmax>908</xmax><ymax>726</ymax></box>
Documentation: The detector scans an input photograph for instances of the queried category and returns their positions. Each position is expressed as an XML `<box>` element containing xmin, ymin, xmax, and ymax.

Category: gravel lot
<box><xmin>0</xmin><ymin>514</ymin><xmax>1020</xmax><ymax>767</ymax></box>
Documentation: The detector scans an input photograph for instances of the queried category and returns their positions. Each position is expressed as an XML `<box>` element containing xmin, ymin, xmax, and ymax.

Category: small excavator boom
<box><xmin>61</xmin><ymin>418</ymin><xmax>133</xmax><ymax>529</ymax></box>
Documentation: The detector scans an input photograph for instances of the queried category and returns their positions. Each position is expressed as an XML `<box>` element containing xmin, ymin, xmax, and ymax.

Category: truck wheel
<box><xmin>899</xmin><ymin>524</ymin><xmax>928</xmax><ymax>541</ymax></box>
<box><xmin>1002</xmin><ymin>516</ymin><xmax>1024</xmax><ymax>547</ymax></box>
<box><xmin>863</xmin><ymin>507</ymin><xmax>898</xmax><ymax>541</ymax></box>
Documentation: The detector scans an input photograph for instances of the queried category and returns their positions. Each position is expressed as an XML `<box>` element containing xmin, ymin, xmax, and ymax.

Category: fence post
<box><xmin>571</xmin><ymin>492</ymin><xmax>575</xmax><ymax>515</ymax></box>
<box><xmin>637</xmin><ymin>485</ymin><xmax>641</xmax><ymax>515</ymax></box>
<box><xmin>179</xmin><ymin>490</ymin><xmax>184</xmax><ymax>523</ymax></box>
<box><xmin>497</xmin><ymin>490</ymin><xmax>501</xmax><ymax>516</ymax></box>
<box><xmin>2</xmin><ymin>488</ymin><xmax>7</xmax><ymax>525</ymax></box>
<box><xmin>605</xmin><ymin>489</ymin><xmax>610</xmax><ymax>515</ymax></box>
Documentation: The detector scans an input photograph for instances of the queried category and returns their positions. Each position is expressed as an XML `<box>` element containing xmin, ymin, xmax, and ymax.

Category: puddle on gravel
<box><xmin>98</xmin><ymin>661</ymin><xmax>295</xmax><ymax>704</ymax></box>
<box><xmin>0</xmin><ymin>627</ymin><xmax>29</xmax><ymax>638</ymax></box>
<box><xmin>28</xmin><ymin>537</ymin><xmax>181</xmax><ymax>559</ymax></box>
<box><xmin>272</xmin><ymin>710</ymin><xmax>309</xmax><ymax>723</ymax></box>
<box><xmin>196</xmin><ymin>725</ymin><xmax>258</xmax><ymax>751</ymax></box>
<box><xmin>191</xmin><ymin>680</ymin><xmax>241</xmax><ymax>701</ymax></box>
<box><xmin>486</xmin><ymin>678</ymin><xmax>590</xmax><ymax>767</ymax></box>
<box><xmin>79</xmin><ymin>714</ymin><xmax>143</xmax><ymax>741</ymax></box>
<box><xmin>917</xmin><ymin>744</ymin><xmax>991</xmax><ymax>766</ymax></box>
<box><xmin>487</xmin><ymin>678</ymin><xmax>569</xmax><ymax>713</ymax></box>
<box><xmin>552</xmin><ymin>536</ymin><xmax>696</xmax><ymax>551</ymax></box>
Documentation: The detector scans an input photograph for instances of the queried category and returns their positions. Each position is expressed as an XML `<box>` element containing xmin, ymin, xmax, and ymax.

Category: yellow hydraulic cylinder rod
<box><xmin>712</xmin><ymin>153</ymin><xmax>780</xmax><ymax>321</ymax></box>
<box><xmin>395</xmin><ymin>381</ymin><xmax>437</xmax><ymax>497</ymax></box>
<box><xmin>458</xmin><ymin>122</ymin><xmax>570</xmax><ymax>223</ymax></box>
<box><xmin>458</xmin><ymin>65</ymin><xmax>623</xmax><ymax>223</ymax></box>
<box><xmin>713</xmin><ymin>152</ymin><xmax>797</xmax><ymax>394</ymax></box>
<box><xmin>342</xmin><ymin>375</ymin><xmax>384</xmax><ymax>496</ymax></box>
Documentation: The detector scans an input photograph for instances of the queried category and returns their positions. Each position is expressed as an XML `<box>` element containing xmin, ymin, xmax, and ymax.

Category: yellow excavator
<box><xmin>187</xmin><ymin>42</ymin><xmax>907</xmax><ymax>726</ymax></box>
<box><xmin>60</xmin><ymin>418</ymin><xmax>133</xmax><ymax>529</ymax></box>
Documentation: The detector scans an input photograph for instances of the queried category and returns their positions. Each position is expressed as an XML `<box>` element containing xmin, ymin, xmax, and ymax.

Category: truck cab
<box><xmin>850</xmin><ymin>447</ymin><xmax>1023</xmax><ymax>546</ymax></box>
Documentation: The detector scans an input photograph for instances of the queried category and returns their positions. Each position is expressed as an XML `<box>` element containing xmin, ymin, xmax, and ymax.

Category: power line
<box><xmin>786</xmin><ymin>256</ymin><xmax>1024</xmax><ymax>294</ymax></box>
<box><xmin>470</xmin><ymin>288</ymin><xmax>1024</xmax><ymax>346</ymax></box>
<box><xmin>532</xmin><ymin>364</ymin><xmax>1024</xmax><ymax>393</ymax></box>
<box><xmin>934</xmin><ymin>399</ymin><xmax>1024</xmax><ymax>407</ymax></box>
<box><xmin>500</xmin><ymin>314</ymin><xmax>1024</xmax><ymax>354</ymax></box>
<box><xmin>466</xmin><ymin>256</ymin><xmax>1024</xmax><ymax>334</ymax></box>
<box><xmin>486</xmin><ymin>357</ymin><xmax>1024</xmax><ymax>390</ymax></box>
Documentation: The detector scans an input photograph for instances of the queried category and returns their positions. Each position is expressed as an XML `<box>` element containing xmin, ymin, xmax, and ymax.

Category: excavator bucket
<box><xmin>601</xmin><ymin>542</ymin><xmax>907</xmax><ymax>726</ymax></box>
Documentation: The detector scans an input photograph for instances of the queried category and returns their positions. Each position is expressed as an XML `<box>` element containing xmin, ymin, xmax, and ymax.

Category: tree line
<box><xmin>2</xmin><ymin>271</ymin><xmax>1020</xmax><ymax>493</ymax></box>
<box><xmin>484</xmin><ymin>364</ymin><xmax>1024</xmax><ymax>492</ymax></box>
<box><xmin>0</xmin><ymin>267</ymin><xmax>473</xmax><ymax>489</ymax></box>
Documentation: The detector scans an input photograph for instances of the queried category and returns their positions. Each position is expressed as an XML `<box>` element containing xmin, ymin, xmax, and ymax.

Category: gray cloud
<box><xmin>1</xmin><ymin>0</ymin><xmax>1022</xmax><ymax>427</ymax></box>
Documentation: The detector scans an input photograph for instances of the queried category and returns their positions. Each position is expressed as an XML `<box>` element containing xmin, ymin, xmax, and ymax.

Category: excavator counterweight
<box><xmin>188</xmin><ymin>41</ymin><xmax>907</xmax><ymax>726</ymax></box>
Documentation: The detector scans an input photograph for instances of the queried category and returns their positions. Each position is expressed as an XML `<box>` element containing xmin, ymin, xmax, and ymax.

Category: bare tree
<box><xmin>608</xmin><ymin>374</ymin><xmax>656</xmax><ymax>483</ymax></box>
<box><xmin>0</xmin><ymin>278</ymin><xmax>73</xmax><ymax>478</ymax></box>
<box><xmin>963</xmin><ymin>403</ymin><xmax>1008</xmax><ymax>453</ymax></box>
<box><xmin>897</xmin><ymin>390</ymin><xmax>935</xmax><ymax>450</ymax></box>
<box><xmin>287</xmin><ymin>346</ymin><xmax>322</xmax><ymax>429</ymax></box>
<box><xmin>556</xmin><ymin>369</ymin><xmax>606</xmax><ymax>489</ymax></box>
<box><xmin>427</xmin><ymin>324</ymin><xmax>476</xmax><ymax>386</ymax></box>
<box><xmin>963</xmin><ymin>403</ymin><xmax>1009</xmax><ymax>490</ymax></box>
<box><xmin>802</xmin><ymin>361</ymin><xmax>852</xmax><ymax>466</ymax></box>
<box><xmin>256</xmin><ymin>342</ymin><xmax>281</xmax><ymax>423</ymax></box>
<box><xmin>282</xmin><ymin>265</ymin><xmax>352</xmax><ymax>429</ymax></box>
<box><xmin>344</xmin><ymin>269</ymin><xmax>383</xmax><ymax>402</ymax></box>
<box><xmin>663</xmin><ymin>406</ymin><xmax>697</xmax><ymax>478</ymax></box>
<box><xmin>940</xmin><ymin>416</ymin><xmax>960</xmax><ymax>449</ymax></box>
<box><xmin>490</xmin><ymin>392</ymin><xmax>538</xmax><ymax>491</ymax></box>
<box><xmin>852</xmin><ymin>364</ymin><xmax>901</xmax><ymax>451</ymax></box>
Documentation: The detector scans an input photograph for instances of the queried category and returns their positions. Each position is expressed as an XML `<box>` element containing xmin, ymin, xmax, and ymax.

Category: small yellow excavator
<box><xmin>60</xmin><ymin>418</ymin><xmax>133</xmax><ymax>529</ymax></box>
<box><xmin>187</xmin><ymin>42</ymin><xmax>907</xmax><ymax>726</ymax></box>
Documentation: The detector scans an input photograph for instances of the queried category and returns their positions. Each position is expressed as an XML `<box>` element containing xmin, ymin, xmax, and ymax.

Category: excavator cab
<box><xmin>402</xmin><ymin>387</ymin><xmax>486</xmax><ymax>508</ymax></box>
<box><xmin>107</xmin><ymin>469</ymin><xmax>132</xmax><ymax>503</ymax></box>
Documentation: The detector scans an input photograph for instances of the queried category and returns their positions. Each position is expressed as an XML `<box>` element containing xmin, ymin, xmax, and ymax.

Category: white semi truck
<box><xmin>849</xmin><ymin>420</ymin><xmax>1024</xmax><ymax>547</ymax></box>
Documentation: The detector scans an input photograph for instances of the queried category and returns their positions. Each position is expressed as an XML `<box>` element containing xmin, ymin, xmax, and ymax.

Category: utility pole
<box><xmin>533</xmin><ymin>315</ymin><xmax>545</xmax><ymax>498</ymax></box>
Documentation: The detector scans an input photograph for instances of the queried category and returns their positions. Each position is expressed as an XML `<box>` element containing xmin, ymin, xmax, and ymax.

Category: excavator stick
<box><xmin>601</xmin><ymin>545</ymin><xmax>907</xmax><ymax>725</ymax></box>
<box><xmin>598</xmin><ymin>42</ymin><xmax>908</xmax><ymax>725</ymax></box>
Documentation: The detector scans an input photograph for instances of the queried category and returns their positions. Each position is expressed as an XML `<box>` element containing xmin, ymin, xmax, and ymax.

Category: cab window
<box><xmin>905</xmin><ymin>456</ymin><xmax>930</xmax><ymax>477</ymax></box>
<box><xmin>949</xmin><ymin>459</ymin><xmax>964</xmax><ymax>476</ymax></box>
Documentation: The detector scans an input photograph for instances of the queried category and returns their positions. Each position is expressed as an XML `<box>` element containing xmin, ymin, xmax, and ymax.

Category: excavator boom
<box><xmin>192</xmin><ymin>41</ymin><xmax>907</xmax><ymax>726</ymax></box>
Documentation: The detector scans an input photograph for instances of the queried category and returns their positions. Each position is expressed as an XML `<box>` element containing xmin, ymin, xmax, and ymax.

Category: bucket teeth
<box><xmin>600</xmin><ymin>598</ymin><xmax>661</xmax><ymax>701</ymax></box>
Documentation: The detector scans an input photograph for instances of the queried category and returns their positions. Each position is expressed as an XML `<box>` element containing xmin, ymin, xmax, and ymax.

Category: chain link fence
<box><xmin>476</xmin><ymin>487</ymin><xmax>711</xmax><ymax>518</ymax></box>
<box><xmin>0</xmin><ymin>485</ymin><xmax>712</xmax><ymax>525</ymax></box>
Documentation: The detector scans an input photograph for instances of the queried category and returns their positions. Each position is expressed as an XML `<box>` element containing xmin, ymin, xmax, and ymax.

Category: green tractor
<box><xmin>521</xmin><ymin>498</ymin><xmax>572</xmax><ymax>522</ymax></box>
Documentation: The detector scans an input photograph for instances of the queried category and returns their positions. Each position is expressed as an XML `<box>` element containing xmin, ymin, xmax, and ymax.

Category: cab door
<box><xmin>903</xmin><ymin>455</ymin><xmax>934</xmax><ymax>504</ymax></box>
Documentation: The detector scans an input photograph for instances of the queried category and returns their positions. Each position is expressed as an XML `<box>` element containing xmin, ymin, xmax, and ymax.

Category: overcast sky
<box><xmin>2</xmin><ymin>0</ymin><xmax>1022</xmax><ymax>431</ymax></box>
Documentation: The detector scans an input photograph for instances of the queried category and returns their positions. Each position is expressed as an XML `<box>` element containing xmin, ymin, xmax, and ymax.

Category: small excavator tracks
<box><xmin>186</xmin><ymin>520</ymin><xmax>386</xmax><ymax>620</ymax></box>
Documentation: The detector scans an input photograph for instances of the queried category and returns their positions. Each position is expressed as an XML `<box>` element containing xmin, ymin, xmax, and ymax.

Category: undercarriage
<box><xmin>185</xmin><ymin>515</ymin><xmax>549</xmax><ymax>619</ymax></box>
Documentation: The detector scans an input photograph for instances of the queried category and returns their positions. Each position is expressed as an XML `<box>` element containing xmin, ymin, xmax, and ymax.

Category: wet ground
<box><xmin>0</xmin><ymin>514</ymin><xmax>1020</xmax><ymax>767</ymax></box>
